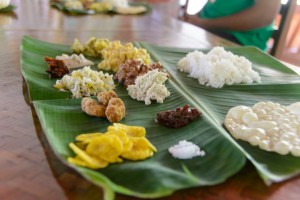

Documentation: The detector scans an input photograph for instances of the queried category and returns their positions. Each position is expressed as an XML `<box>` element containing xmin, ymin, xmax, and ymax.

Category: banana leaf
<box><xmin>139</xmin><ymin>43</ymin><xmax>300</xmax><ymax>184</ymax></box>
<box><xmin>50</xmin><ymin>1</ymin><xmax>151</xmax><ymax>15</ymax></box>
<box><xmin>21</xmin><ymin>36</ymin><xmax>300</xmax><ymax>199</ymax></box>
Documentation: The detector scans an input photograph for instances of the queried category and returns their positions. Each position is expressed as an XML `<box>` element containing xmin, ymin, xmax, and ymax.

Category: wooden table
<box><xmin>1</xmin><ymin>0</ymin><xmax>300</xmax><ymax>199</ymax></box>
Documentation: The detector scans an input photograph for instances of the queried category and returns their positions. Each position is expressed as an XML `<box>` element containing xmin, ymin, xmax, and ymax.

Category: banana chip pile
<box><xmin>68</xmin><ymin>123</ymin><xmax>157</xmax><ymax>169</ymax></box>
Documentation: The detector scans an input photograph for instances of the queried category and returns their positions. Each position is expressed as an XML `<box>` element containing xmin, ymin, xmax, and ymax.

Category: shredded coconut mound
<box><xmin>177</xmin><ymin>47</ymin><xmax>261</xmax><ymax>88</ymax></box>
<box><xmin>54</xmin><ymin>66</ymin><xmax>115</xmax><ymax>98</ymax></box>
<box><xmin>127</xmin><ymin>69</ymin><xmax>170</xmax><ymax>105</ymax></box>
<box><xmin>168</xmin><ymin>140</ymin><xmax>205</xmax><ymax>159</ymax></box>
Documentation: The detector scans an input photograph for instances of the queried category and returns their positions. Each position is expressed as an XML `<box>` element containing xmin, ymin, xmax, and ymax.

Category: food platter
<box><xmin>50</xmin><ymin>1</ymin><xmax>151</xmax><ymax>15</ymax></box>
<box><xmin>21</xmin><ymin>35</ymin><xmax>300</xmax><ymax>199</ymax></box>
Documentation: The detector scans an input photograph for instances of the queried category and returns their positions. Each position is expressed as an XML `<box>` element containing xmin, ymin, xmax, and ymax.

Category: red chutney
<box><xmin>156</xmin><ymin>105</ymin><xmax>202</xmax><ymax>128</ymax></box>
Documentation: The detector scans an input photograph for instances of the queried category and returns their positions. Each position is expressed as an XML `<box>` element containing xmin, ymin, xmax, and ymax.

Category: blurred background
<box><xmin>181</xmin><ymin>0</ymin><xmax>300</xmax><ymax>67</ymax></box>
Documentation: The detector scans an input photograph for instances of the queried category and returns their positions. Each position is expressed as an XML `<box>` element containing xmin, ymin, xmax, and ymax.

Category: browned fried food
<box><xmin>97</xmin><ymin>90</ymin><xmax>118</xmax><ymax>106</ymax></box>
<box><xmin>114</xmin><ymin>59</ymin><xmax>167</xmax><ymax>87</ymax></box>
<box><xmin>105</xmin><ymin>98</ymin><xmax>126</xmax><ymax>123</ymax></box>
<box><xmin>45</xmin><ymin>57</ymin><xmax>69</xmax><ymax>78</ymax></box>
<box><xmin>81</xmin><ymin>97</ymin><xmax>106</xmax><ymax>117</ymax></box>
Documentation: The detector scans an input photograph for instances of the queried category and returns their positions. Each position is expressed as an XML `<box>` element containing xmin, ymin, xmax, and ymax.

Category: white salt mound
<box><xmin>177</xmin><ymin>47</ymin><xmax>261</xmax><ymax>88</ymax></box>
<box><xmin>168</xmin><ymin>140</ymin><xmax>205</xmax><ymax>159</ymax></box>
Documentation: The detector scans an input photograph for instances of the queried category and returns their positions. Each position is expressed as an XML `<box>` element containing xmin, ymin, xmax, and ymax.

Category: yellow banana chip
<box><xmin>109</xmin><ymin>123</ymin><xmax>146</xmax><ymax>137</ymax></box>
<box><xmin>86</xmin><ymin>135</ymin><xmax>123</xmax><ymax>163</ymax></box>
<box><xmin>68</xmin><ymin>143</ymin><xmax>108</xmax><ymax>169</ymax></box>
<box><xmin>68</xmin><ymin>123</ymin><xmax>157</xmax><ymax>169</ymax></box>
<box><xmin>106</xmin><ymin>130</ymin><xmax>133</xmax><ymax>153</ymax></box>
<box><xmin>121</xmin><ymin>137</ymin><xmax>154</xmax><ymax>160</ymax></box>
<box><xmin>76</xmin><ymin>132</ymin><xmax>103</xmax><ymax>142</ymax></box>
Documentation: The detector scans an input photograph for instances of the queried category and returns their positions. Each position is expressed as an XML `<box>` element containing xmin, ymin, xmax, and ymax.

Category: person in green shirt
<box><xmin>183</xmin><ymin>0</ymin><xmax>281</xmax><ymax>51</ymax></box>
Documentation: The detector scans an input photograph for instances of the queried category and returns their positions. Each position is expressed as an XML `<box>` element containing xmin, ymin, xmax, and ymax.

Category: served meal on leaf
<box><xmin>46</xmin><ymin>37</ymin><xmax>172</xmax><ymax>105</ymax></box>
<box><xmin>51</xmin><ymin>0</ymin><xmax>148</xmax><ymax>15</ymax></box>
<box><xmin>22</xmin><ymin>35</ymin><xmax>300</xmax><ymax>200</ymax></box>
<box><xmin>225</xmin><ymin>101</ymin><xmax>300</xmax><ymax>156</ymax></box>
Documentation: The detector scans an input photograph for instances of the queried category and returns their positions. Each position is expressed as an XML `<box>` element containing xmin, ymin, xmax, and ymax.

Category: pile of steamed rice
<box><xmin>177</xmin><ymin>47</ymin><xmax>261</xmax><ymax>88</ymax></box>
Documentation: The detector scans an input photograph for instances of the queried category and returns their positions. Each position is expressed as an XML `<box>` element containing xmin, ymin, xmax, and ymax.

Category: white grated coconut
<box><xmin>54</xmin><ymin>66</ymin><xmax>115</xmax><ymax>98</ymax></box>
<box><xmin>127</xmin><ymin>69</ymin><xmax>170</xmax><ymax>105</ymax></box>
<box><xmin>177</xmin><ymin>47</ymin><xmax>261</xmax><ymax>88</ymax></box>
<box><xmin>168</xmin><ymin>140</ymin><xmax>205</xmax><ymax>159</ymax></box>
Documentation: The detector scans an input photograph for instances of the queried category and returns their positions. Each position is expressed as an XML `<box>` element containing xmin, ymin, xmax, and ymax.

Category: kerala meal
<box><xmin>71</xmin><ymin>37</ymin><xmax>151</xmax><ymax>72</ymax></box>
<box><xmin>156</xmin><ymin>105</ymin><xmax>201</xmax><ymax>128</ymax></box>
<box><xmin>55</xmin><ymin>53</ymin><xmax>94</xmax><ymax>69</ymax></box>
<box><xmin>67</xmin><ymin>123</ymin><xmax>157</xmax><ymax>169</ymax></box>
<box><xmin>114</xmin><ymin>59</ymin><xmax>167</xmax><ymax>87</ymax></box>
<box><xmin>127</xmin><ymin>69</ymin><xmax>170</xmax><ymax>105</ymax></box>
<box><xmin>61</xmin><ymin>0</ymin><xmax>147</xmax><ymax>14</ymax></box>
<box><xmin>98</xmin><ymin>40</ymin><xmax>150</xmax><ymax>72</ymax></box>
<box><xmin>177</xmin><ymin>47</ymin><xmax>261</xmax><ymax>88</ymax></box>
<box><xmin>224</xmin><ymin>101</ymin><xmax>300</xmax><ymax>156</ymax></box>
<box><xmin>45</xmin><ymin>57</ymin><xmax>69</xmax><ymax>78</ymax></box>
<box><xmin>72</xmin><ymin>37</ymin><xmax>109</xmax><ymax>57</ymax></box>
<box><xmin>81</xmin><ymin>90</ymin><xmax>126</xmax><ymax>123</ymax></box>
<box><xmin>54</xmin><ymin>66</ymin><xmax>115</xmax><ymax>98</ymax></box>
<box><xmin>169</xmin><ymin>140</ymin><xmax>205</xmax><ymax>159</ymax></box>
<box><xmin>45</xmin><ymin>53</ymin><xmax>93</xmax><ymax>78</ymax></box>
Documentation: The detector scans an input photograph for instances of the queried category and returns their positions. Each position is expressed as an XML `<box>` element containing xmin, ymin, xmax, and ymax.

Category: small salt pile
<box><xmin>168</xmin><ymin>140</ymin><xmax>205</xmax><ymax>159</ymax></box>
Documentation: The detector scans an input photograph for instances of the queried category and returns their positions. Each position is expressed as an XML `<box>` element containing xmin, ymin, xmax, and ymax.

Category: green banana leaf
<box><xmin>21</xmin><ymin>35</ymin><xmax>300</xmax><ymax>199</ymax></box>
<box><xmin>51</xmin><ymin>1</ymin><xmax>151</xmax><ymax>15</ymax></box>
<box><xmin>139</xmin><ymin>43</ymin><xmax>300</xmax><ymax>184</ymax></box>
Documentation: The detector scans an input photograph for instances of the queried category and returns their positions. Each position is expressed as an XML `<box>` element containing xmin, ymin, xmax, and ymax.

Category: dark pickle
<box><xmin>156</xmin><ymin>105</ymin><xmax>202</xmax><ymax>128</ymax></box>
<box><xmin>45</xmin><ymin>57</ymin><xmax>69</xmax><ymax>79</ymax></box>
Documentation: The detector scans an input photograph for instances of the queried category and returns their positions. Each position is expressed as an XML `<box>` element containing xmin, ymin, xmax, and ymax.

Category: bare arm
<box><xmin>185</xmin><ymin>0</ymin><xmax>281</xmax><ymax>31</ymax></box>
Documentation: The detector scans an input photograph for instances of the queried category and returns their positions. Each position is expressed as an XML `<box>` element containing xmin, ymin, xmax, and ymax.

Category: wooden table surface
<box><xmin>1</xmin><ymin>0</ymin><xmax>300</xmax><ymax>199</ymax></box>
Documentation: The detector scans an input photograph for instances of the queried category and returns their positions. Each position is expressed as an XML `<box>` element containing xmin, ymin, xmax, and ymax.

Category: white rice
<box><xmin>168</xmin><ymin>140</ymin><xmax>205</xmax><ymax>159</ymax></box>
<box><xmin>177</xmin><ymin>47</ymin><xmax>261</xmax><ymax>88</ymax></box>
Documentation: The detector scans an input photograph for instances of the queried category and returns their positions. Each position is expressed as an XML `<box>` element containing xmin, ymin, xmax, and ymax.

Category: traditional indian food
<box><xmin>68</xmin><ymin>123</ymin><xmax>157</xmax><ymax>169</ymax></box>
<box><xmin>45</xmin><ymin>57</ymin><xmax>69</xmax><ymax>78</ymax></box>
<box><xmin>156</xmin><ymin>105</ymin><xmax>201</xmax><ymax>128</ymax></box>
<box><xmin>54</xmin><ymin>66</ymin><xmax>115</xmax><ymax>98</ymax></box>
<box><xmin>81</xmin><ymin>90</ymin><xmax>126</xmax><ymax>123</ymax></box>
<box><xmin>127</xmin><ymin>69</ymin><xmax>170</xmax><ymax>105</ymax></box>
<box><xmin>224</xmin><ymin>101</ymin><xmax>300</xmax><ymax>156</ymax></box>
<box><xmin>55</xmin><ymin>53</ymin><xmax>94</xmax><ymax>69</ymax></box>
<box><xmin>71</xmin><ymin>37</ymin><xmax>110</xmax><ymax>57</ymax></box>
<box><xmin>114</xmin><ymin>59</ymin><xmax>167</xmax><ymax>87</ymax></box>
<box><xmin>177</xmin><ymin>47</ymin><xmax>261</xmax><ymax>88</ymax></box>
<box><xmin>98</xmin><ymin>40</ymin><xmax>150</xmax><ymax>72</ymax></box>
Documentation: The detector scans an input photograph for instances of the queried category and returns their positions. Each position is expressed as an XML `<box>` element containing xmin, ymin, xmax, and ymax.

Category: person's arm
<box><xmin>185</xmin><ymin>0</ymin><xmax>281</xmax><ymax>31</ymax></box>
